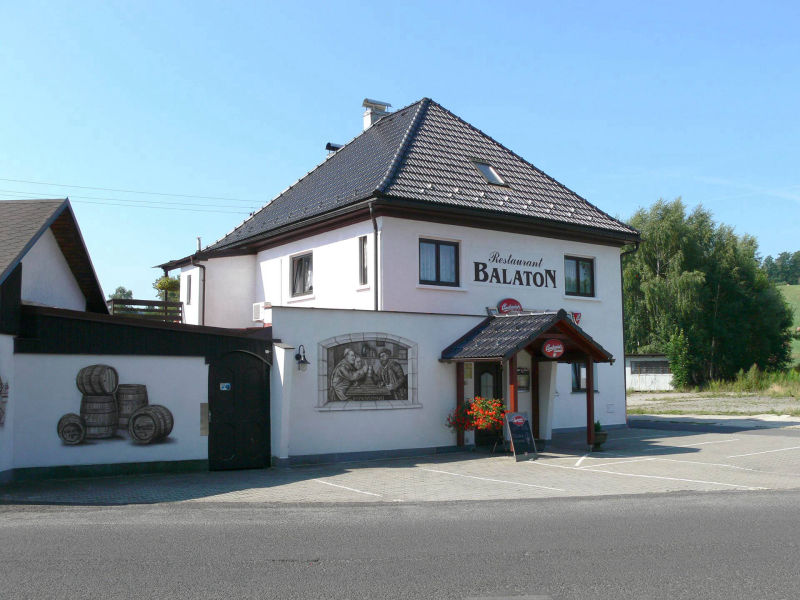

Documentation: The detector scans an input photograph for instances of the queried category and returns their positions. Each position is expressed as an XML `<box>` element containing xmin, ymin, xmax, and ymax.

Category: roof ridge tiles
<box><xmin>375</xmin><ymin>98</ymin><xmax>431</xmax><ymax>193</ymax></box>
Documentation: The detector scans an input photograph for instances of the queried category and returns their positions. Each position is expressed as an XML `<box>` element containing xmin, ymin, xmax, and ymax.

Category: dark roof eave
<box><xmin>374</xmin><ymin>194</ymin><xmax>641</xmax><ymax>246</ymax></box>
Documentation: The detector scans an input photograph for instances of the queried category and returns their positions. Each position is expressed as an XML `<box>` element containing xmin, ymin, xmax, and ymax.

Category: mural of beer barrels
<box><xmin>76</xmin><ymin>364</ymin><xmax>119</xmax><ymax>396</ymax></box>
<box><xmin>80</xmin><ymin>395</ymin><xmax>118</xmax><ymax>439</ymax></box>
<box><xmin>128</xmin><ymin>405</ymin><xmax>174</xmax><ymax>443</ymax></box>
<box><xmin>116</xmin><ymin>384</ymin><xmax>148</xmax><ymax>429</ymax></box>
<box><xmin>57</xmin><ymin>413</ymin><xmax>86</xmax><ymax>445</ymax></box>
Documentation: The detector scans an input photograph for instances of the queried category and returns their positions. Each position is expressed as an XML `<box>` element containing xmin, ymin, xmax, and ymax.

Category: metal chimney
<box><xmin>362</xmin><ymin>98</ymin><xmax>392</xmax><ymax>130</ymax></box>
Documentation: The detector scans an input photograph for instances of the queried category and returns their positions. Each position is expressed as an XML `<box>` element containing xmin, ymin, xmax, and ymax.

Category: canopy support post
<box><xmin>456</xmin><ymin>362</ymin><xmax>465</xmax><ymax>447</ymax></box>
<box><xmin>508</xmin><ymin>354</ymin><xmax>518</xmax><ymax>413</ymax></box>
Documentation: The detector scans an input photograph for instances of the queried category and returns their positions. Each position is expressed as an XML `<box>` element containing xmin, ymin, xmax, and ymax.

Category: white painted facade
<box><xmin>21</xmin><ymin>229</ymin><xmax>86</xmax><ymax>311</ymax></box>
<box><xmin>179</xmin><ymin>215</ymin><xmax>627</xmax><ymax>437</ymax></box>
<box><xmin>8</xmin><ymin>354</ymin><xmax>208</xmax><ymax>470</ymax></box>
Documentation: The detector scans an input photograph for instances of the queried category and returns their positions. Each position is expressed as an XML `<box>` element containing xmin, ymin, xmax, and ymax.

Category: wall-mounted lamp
<box><xmin>295</xmin><ymin>345</ymin><xmax>310</xmax><ymax>371</ymax></box>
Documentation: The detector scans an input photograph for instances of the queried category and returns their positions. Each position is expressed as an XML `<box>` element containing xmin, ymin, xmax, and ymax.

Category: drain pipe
<box><xmin>620</xmin><ymin>240</ymin><xmax>640</xmax><ymax>420</ymax></box>
<box><xmin>370</xmin><ymin>201</ymin><xmax>379</xmax><ymax>311</ymax></box>
<box><xmin>190</xmin><ymin>255</ymin><xmax>207</xmax><ymax>326</ymax></box>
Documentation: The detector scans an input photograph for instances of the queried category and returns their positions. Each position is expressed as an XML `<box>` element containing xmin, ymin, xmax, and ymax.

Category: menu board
<box><xmin>505</xmin><ymin>412</ymin><xmax>537</xmax><ymax>461</ymax></box>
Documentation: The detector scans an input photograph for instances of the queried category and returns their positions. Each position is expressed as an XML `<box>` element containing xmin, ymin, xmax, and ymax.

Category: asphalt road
<box><xmin>2</xmin><ymin>490</ymin><xmax>799</xmax><ymax>600</ymax></box>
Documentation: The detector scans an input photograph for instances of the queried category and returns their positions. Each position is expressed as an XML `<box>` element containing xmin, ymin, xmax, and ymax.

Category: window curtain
<box><xmin>420</xmin><ymin>242</ymin><xmax>436</xmax><ymax>281</ymax></box>
<box><xmin>439</xmin><ymin>244</ymin><xmax>456</xmax><ymax>283</ymax></box>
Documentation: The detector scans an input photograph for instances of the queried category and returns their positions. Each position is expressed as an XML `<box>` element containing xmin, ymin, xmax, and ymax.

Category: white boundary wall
<box><xmin>21</xmin><ymin>229</ymin><xmax>85</xmax><ymax>310</ymax></box>
<box><xmin>11</xmin><ymin>354</ymin><xmax>208</xmax><ymax>470</ymax></box>
<box><xmin>0</xmin><ymin>334</ymin><xmax>14</xmax><ymax>474</ymax></box>
<box><xmin>269</xmin><ymin>306</ymin><xmax>480</xmax><ymax>458</ymax></box>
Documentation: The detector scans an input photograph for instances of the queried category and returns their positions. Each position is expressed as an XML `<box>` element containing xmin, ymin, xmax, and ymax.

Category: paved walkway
<box><xmin>2</xmin><ymin>423</ymin><xmax>800</xmax><ymax>505</ymax></box>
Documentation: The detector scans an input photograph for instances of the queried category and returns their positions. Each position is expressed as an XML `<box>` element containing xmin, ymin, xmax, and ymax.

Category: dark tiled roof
<box><xmin>199</xmin><ymin>98</ymin><xmax>638</xmax><ymax>256</ymax></box>
<box><xmin>441</xmin><ymin>309</ymin><xmax>613</xmax><ymax>362</ymax></box>
<box><xmin>0</xmin><ymin>199</ymin><xmax>65</xmax><ymax>284</ymax></box>
<box><xmin>0</xmin><ymin>199</ymin><xmax>107</xmax><ymax>313</ymax></box>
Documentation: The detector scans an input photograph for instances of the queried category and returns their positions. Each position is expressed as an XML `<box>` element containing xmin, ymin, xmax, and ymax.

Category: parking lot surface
<box><xmin>2</xmin><ymin>425</ymin><xmax>800</xmax><ymax>505</ymax></box>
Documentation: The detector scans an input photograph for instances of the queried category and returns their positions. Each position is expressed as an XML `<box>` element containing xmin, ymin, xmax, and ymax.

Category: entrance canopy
<box><xmin>440</xmin><ymin>309</ymin><xmax>614</xmax><ymax>364</ymax></box>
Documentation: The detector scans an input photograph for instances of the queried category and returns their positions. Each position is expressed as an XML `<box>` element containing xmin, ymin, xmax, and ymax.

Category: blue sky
<box><xmin>2</xmin><ymin>1</ymin><xmax>798</xmax><ymax>299</ymax></box>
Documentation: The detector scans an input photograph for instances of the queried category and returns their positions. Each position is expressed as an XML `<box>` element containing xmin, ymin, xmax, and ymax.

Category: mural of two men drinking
<box><xmin>327</xmin><ymin>340</ymin><xmax>409</xmax><ymax>403</ymax></box>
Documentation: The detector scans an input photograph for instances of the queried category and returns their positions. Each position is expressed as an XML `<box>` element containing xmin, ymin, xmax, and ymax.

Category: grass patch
<box><xmin>627</xmin><ymin>407</ymin><xmax>800</xmax><ymax>417</ymax></box>
<box><xmin>703</xmin><ymin>365</ymin><xmax>800</xmax><ymax>399</ymax></box>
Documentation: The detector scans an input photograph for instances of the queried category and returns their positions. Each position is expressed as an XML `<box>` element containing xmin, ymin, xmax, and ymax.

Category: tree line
<box><xmin>623</xmin><ymin>198</ymin><xmax>793</xmax><ymax>387</ymax></box>
<box><xmin>761</xmin><ymin>252</ymin><xmax>800</xmax><ymax>285</ymax></box>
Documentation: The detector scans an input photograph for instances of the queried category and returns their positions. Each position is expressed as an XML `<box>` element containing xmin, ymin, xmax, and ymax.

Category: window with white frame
<box><xmin>358</xmin><ymin>236</ymin><xmax>368</xmax><ymax>286</ymax></box>
<box><xmin>419</xmin><ymin>238</ymin><xmax>459</xmax><ymax>286</ymax></box>
<box><xmin>186</xmin><ymin>274</ymin><xmax>192</xmax><ymax>305</ymax></box>
<box><xmin>291</xmin><ymin>253</ymin><xmax>313</xmax><ymax>297</ymax></box>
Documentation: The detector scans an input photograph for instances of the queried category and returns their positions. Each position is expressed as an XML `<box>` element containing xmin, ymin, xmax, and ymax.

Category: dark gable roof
<box><xmin>0</xmin><ymin>199</ymin><xmax>107</xmax><ymax>313</ymax></box>
<box><xmin>440</xmin><ymin>309</ymin><xmax>614</xmax><ymax>363</ymax></box>
<box><xmin>165</xmin><ymin>98</ymin><xmax>638</xmax><ymax>266</ymax></box>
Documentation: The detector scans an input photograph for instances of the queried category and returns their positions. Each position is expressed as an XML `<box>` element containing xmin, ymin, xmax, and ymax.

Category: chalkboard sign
<box><xmin>505</xmin><ymin>412</ymin><xmax>537</xmax><ymax>461</ymax></box>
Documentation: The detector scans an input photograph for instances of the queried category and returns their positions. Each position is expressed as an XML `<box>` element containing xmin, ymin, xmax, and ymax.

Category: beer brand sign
<box><xmin>542</xmin><ymin>339</ymin><xmax>565</xmax><ymax>358</ymax></box>
<box><xmin>497</xmin><ymin>298</ymin><xmax>523</xmax><ymax>314</ymax></box>
<box><xmin>474</xmin><ymin>252</ymin><xmax>557</xmax><ymax>288</ymax></box>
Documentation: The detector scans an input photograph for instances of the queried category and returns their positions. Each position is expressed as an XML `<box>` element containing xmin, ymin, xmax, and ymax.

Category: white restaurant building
<box><xmin>161</xmin><ymin>98</ymin><xmax>641</xmax><ymax>466</ymax></box>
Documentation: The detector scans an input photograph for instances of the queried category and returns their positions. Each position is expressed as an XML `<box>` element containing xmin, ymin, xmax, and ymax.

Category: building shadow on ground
<box><xmin>0</xmin><ymin>426</ymin><xmax>724</xmax><ymax>506</ymax></box>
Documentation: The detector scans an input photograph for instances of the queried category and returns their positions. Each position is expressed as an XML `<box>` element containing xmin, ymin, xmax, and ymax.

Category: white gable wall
<box><xmin>20</xmin><ymin>229</ymin><xmax>85</xmax><ymax>311</ymax></box>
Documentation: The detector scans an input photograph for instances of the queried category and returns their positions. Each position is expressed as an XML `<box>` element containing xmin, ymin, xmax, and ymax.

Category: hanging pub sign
<box><xmin>542</xmin><ymin>339</ymin><xmax>565</xmax><ymax>358</ymax></box>
<box><xmin>497</xmin><ymin>298</ymin><xmax>523</xmax><ymax>314</ymax></box>
<box><xmin>505</xmin><ymin>412</ymin><xmax>536</xmax><ymax>461</ymax></box>
<box><xmin>473</xmin><ymin>252</ymin><xmax>557</xmax><ymax>289</ymax></box>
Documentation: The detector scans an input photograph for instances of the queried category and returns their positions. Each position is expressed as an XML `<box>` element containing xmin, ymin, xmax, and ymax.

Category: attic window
<box><xmin>473</xmin><ymin>161</ymin><xmax>506</xmax><ymax>186</ymax></box>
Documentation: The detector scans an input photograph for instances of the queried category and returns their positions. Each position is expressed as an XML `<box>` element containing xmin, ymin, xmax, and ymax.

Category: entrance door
<box><xmin>208</xmin><ymin>350</ymin><xmax>270</xmax><ymax>471</ymax></box>
<box><xmin>473</xmin><ymin>362</ymin><xmax>502</xmax><ymax>447</ymax></box>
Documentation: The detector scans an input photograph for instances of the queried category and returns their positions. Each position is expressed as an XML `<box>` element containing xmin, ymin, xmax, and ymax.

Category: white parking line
<box><xmin>726</xmin><ymin>445</ymin><xmax>800</xmax><ymax>458</ymax></box>
<box><xmin>580</xmin><ymin>457</ymin><xmax>657</xmax><ymax>469</ymax></box>
<box><xmin>529</xmin><ymin>461</ymin><xmax>766</xmax><ymax>490</ymax></box>
<box><xmin>574</xmin><ymin>453</ymin><xmax>589</xmax><ymax>467</ymax></box>
<box><xmin>313</xmin><ymin>479</ymin><xmax>382</xmax><ymax>497</ymax></box>
<box><xmin>655</xmin><ymin>458</ymin><xmax>761</xmax><ymax>471</ymax></box>
<box><xmin>419</xmin><ymin>468</ymin><xmax>566</xmax><ymax>492</ymax></box>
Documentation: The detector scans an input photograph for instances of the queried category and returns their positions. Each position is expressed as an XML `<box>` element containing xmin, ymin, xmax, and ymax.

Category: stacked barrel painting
<box><xmin>57</xmin><ymin>364</ymin><xmax>174</xmax><ymax>446</ymax></box>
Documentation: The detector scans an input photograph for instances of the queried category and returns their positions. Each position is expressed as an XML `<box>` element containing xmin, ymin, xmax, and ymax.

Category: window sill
<box><xmin>317</xmin><ymin>401</ymin><xmax>423</xmax><ymax>412</ymax></box>
<box><xmin>287</xmin><ymin>294</ymin><xmax>315</xmax><ymax>303</ymax></box>
<box><xmin>416</xmin><ymin>284</ymin><xmax>468</xmax><ymax>292</ymax></box>
<box><xmin>563</xmin><ymin>295</ymin><xmax>602</xmax><ymax>303</ymax></box>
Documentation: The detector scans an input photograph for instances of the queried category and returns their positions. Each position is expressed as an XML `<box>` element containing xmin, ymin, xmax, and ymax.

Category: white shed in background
<box><xmin>625</xmin><ymin>354</ymin><xmax>674</xmax><ymax>391</ymax></box>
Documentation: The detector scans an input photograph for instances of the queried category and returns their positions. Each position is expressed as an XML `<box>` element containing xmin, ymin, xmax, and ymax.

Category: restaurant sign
<box><xmin>474</xmin><ymin>252</ymin><xmax>557</xmax><ymax>288</ymax></box>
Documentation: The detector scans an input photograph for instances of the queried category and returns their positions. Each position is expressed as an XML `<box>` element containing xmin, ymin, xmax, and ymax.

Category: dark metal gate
<box><xmin>208</xmin><ymin>350</ymin><xmax>270</xmax><ymax>471</ymax></box>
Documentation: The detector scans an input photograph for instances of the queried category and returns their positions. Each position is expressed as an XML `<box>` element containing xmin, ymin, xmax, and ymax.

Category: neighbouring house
<box><xmin>0</xmin><ymin>199</ymin><xmax>270</xmax><ymax>483</ymax></box>
<box><xmin>625</xmin><ymin>354</ymin><xmax>674</xmax><ymax>392</ymax></box>
<box><xmin>159</xmin><ymin>98</ymin><xmax>641</xmax><ymax>466</ymax></box>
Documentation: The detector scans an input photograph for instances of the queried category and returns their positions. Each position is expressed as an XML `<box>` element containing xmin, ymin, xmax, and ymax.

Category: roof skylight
<box><xmin>473</xmin><ymin>161</ymin><xmax>506</xmax><ymax>186</ymax></box>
